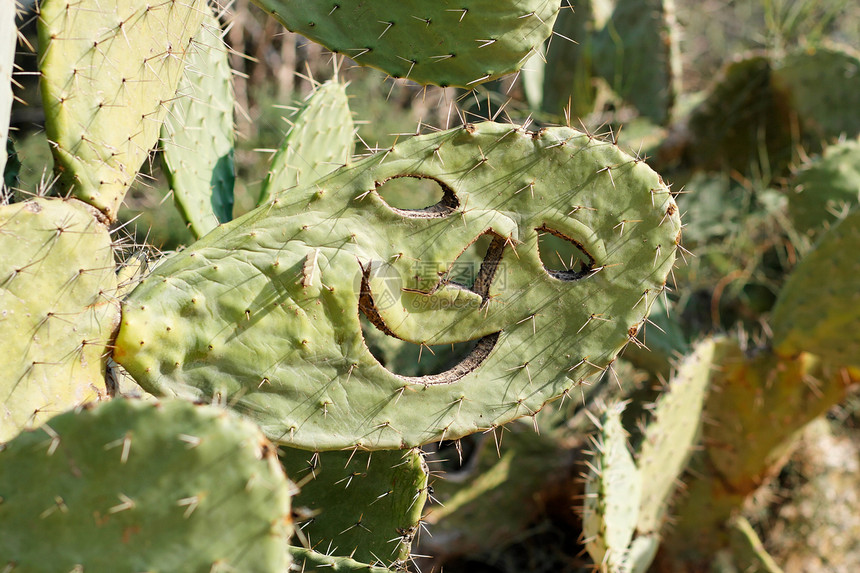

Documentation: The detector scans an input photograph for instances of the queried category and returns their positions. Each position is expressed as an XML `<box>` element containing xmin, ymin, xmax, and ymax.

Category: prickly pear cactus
<box><xmin>0</xmin><ymin>0</ymin><xmax>15</xmax><ymax>178</ymax></box>
<box><xmin>0</xmin><ymin>398</ymin><xmax>293</xmax><ymax>572</ymax></box>
<box><xmin>282</xmin><ymin>448</ymin><xmax>428</xmax><ymax>568</ymax></box>
<box><xmin>161</xmin><ymin>6</ymin><xmax>235</xmax><ymax>238</ymax></box>
<box><xmin>38</xmin><ymin>0</ymin><xmax>207</xmax><ymax>219</ymax></box>
<box><xmin>771</xmin><ymin>209</ymin><xmax>860</xmax><ymax>367</ymax></box>
<box><xmin>539</xmin><ymin>0</ymin><xmax>601</xmax><ymax>119</ymax></box>
<box><xmin>248</xmin><ymin>0</ymin><xmax>559</xmax><ymax>87</ymax></box>
<box><xmin>114</xmin><ymin>121</ymin><xmax>681</xmax><ymax>450</ymax></box>
<box><xmin>685</xmin><ymin>55</ymin><xmax>793</xmax><ymax>175</ymax></box>
<box><xmin>772</xmin><ymin>45</ymin><xmax>860</xmax><ymax>144</ymax></box>
<box><xmin>257</xmin><ymin>79</ymin><xmax>354</xmax><ymax>205</ymax></box>
<box><xmin>787</xmin><ymin>138</ymin><xmax>860</xmax><ymax>238</ymax></box>
<box><xmin>0</xmin><ymin>198</ymin><xmax>119</xmax><ymax>442</ymax></box>
<box><xmin>582</xmin><ymin>403</ymin><xmax>641</xmax><ymax>571</ymax></box>
<box><xmin>593</xmin><ymin>0</ymin><xmax>681</xmax><ymax>124</ymax></box>
<box><xmin>289</xmin><ymin>547</ymin><xmax>391</xmax><ymax>573</ymax></box>
<box><xmin>635</xmin><ymin>336</ymin><xmax>713</xmax><ymax>534</ymax></box>
<box><xmin>660</xmin><ymin>336</ymin><xmax>860</xmax><ymax>564</ymax></box>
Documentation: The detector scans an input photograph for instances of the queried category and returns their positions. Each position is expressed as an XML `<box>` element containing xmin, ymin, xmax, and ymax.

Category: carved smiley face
<box><xmin>115</xmin><ymin>123</ymin><xmax>681</xmax><ymax>450</ymax></box>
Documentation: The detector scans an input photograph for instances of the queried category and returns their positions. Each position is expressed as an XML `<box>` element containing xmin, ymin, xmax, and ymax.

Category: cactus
<box><xmin>772</xmin><ymin>45</ymin><xmax>860</xmax><ymax>144</ymax></box>
<box><xmin>1</xmin><ymin>0</ymin><xmax>15</xmax><ymax>178</ymax></box>
<box><xmin>771</xmin><ymin>209</ymin><xmax>860</xmax><ymax>367</ymax></box>
<box><xmin>113</xmin><ymin>121</ymin><xmax>681</xmax><ymax>450</ymax></box>
<box><xmin>658</xmin><ymin>337</ymin><xmax>859</xmax><ymax>566</ymax></box>
<box><xmin>257</xmin><ymin>79</ymin><xmax>354</xmax><ymax>206</ymax></box>
<box><xmin>635</xmin><ymin>337</ymin><xmax>713</xmax><ymax>534</ymax></box>
<box><xmin>786</xmin><ymin>137</ymin><xmax>860</xmax><ymax>239</ymax></box>
<box><xmin>281</xmin><ymin>447</ymin><xmax>428</xmax><ymax>568</ymax></box>
<box><xmin>538</xmin><ymin>0</ymin><xmax>602</xmax><ymax>119</ymax></box>
<box><xmin>290</xmin><ymin>547</ymin><xmax>392</xmax><ymax>572</ymax></box>
<box><xmin>161</xmin><ymin>5</ymin><xmax>235</xmax><ymax>238</ymax></box>
<box><xmin>37</xmin><ymin>0</ymin><xmax>207</xmax><ymax>219</ymax></box>
<box><xmin>593</xmin><ymin>0</ymin><xmax>681</xmax><ymax>124</ymax></box>
<box><xmin>247</xmin><ymin>0</ymin><xmax>559</xmax><ymax>88</ymax></box>
<box><xmin>683</xmin><ymin>55</ymin><xmax>794</xmax><ymax>175</ymax></box>
<box><xmin>582</xmin><ymin>403</ymin><xmax>642</xmax><ymax>571</ymax></box>
<box><xmin>0</xmin><ymin>197</ymin><xmax>120</xmax><ymax>442</ymax></box>
<box><xmin>0</xmin><ymin>398</ymin><xmax>293</xmax><ymax>571</ymax></box>
<box><xmin>581</xmin><ymin>338</ymin><xmax>712</xmax><ymax>572</ymax></box>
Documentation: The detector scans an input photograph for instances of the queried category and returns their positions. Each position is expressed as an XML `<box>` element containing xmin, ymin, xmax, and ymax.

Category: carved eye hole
<box><xmin>536</xmin><ymin>225</ymin><xmax>595</xmax><ymax>281</ymax></box>
<box><xmin>375</xmin><ymin>175</ymin><xmax>459</xmax><ymax>218</ymax></box>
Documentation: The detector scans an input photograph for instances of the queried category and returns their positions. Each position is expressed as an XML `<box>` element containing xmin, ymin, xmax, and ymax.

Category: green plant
<box><xmin>0</xmin><ymin>0</ymin><xmax>681</xmax><ymax>570</ymax></box>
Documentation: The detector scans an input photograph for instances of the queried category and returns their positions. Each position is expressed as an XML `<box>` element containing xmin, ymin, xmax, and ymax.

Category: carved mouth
<box><xmin>357</xmin><ymin>231</ymin><xmax>507</xmax><ymax>386</ymax></box>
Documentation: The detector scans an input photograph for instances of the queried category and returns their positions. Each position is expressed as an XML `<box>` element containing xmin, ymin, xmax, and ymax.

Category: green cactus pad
<box><xmin>772</xmin><ymin>46</ymin><xmax>860</xmax><ymax>144</ymax></box>
<box><xmin>281</xmin><ymin>447</ymin><xmax>427</xmax><ymax>568</ymax></box>
<box><xmin>686</xmin><ymin>55</ymin><xmax>793</xmax><ymax>175</ymax></box>
<box><xmin>0</xmin><ymin>0</ymin><xmax>15</xmax><ymax>178</ymax></box>
<box><xmin>787</xmin><ymin>138</ymin><xmax>860</xmax><ymax>238</ymax></box>
<box><xmin>582</xmin><ymin>403</ymin><xmax>642</xmax><ymax>570</ymax></box>
<box><xmin>161</xmin><ymin>6</ymin><xmax>235</xmax><ymax>238</ymax></box>
<box><xmin>636</xmin><ymin>336</ymin><xmax>713</xmax><ymax>534</ymax></box>
<box><xmin>0</xmin><ymin>398</ymin><xmax>293</xmax><ymax>572</ymax></box>
<box><xmin>704</xmin><ymin>338</ymin><xmax>850</xmax><ymax>491</ymax></box>
<box><xmin>539</xmin><ymin>1</ymin><xmax>599</xmax><ymax>119</ymax></box>
<box><xmin>37</xmin><ymin>0</ymin><xmax>207</xmax><ymax>219</ymax></box>
<box><xmin>593</xmin><ymin>0</ymin><xmax>680</xmax><ymax>123</ymax></box>
<box><xmin>0</xmin><ymin>198</ymin><xmax>119</xmax><ymax>443</ymax></box>
<box><xmin>771</xmin><ymin>209</ymin><xmax>860</xmax><ymax>367</ymax></box>
<box><xmin>257</xmin><ymin>79</ymin><xmax>354</xmax><ymax>205</ymax></box>
<box><xmin>289</xmin><ymin>547</ymin><xmax>391</xmax><ymax>572</ymax></box>
<box><xmin>114</xmin><ymin>121</ymin><xmax>681</xmax><ymax>450</ymax></box>
<box><xmin>249</xmin><ymin>0</ymin><xmax>559</xmax><ymax>88</ymax></box>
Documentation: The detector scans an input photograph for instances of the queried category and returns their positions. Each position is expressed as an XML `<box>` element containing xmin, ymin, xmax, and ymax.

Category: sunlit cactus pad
<box><xmin>0</xmin><ymin>198</ymin><xmax>119</xmax><ymax>442</ymax></box>
<box><xmin>249</xmin><ymin>0</ymin><xmax>559</xmax><ymax>87</ymax></box>
<box><xmin>114</xmin><ymin>121</ymin><xmax>681</xmax><ymax>450</ymax></box>
<box><xmin>38</xmin><ymin>0</ymin><xmax>207</xmax><ymax>219</ymax></box>
<box><xmin>257</xmin><ymin>79</ymin><xmax>354</xmax><ymax>205</ymax></box>
<box><xmin>0</xmin><ymin>399</ymin><xmax>293</xmax><ymax>572</ymax></box>
<box><xmin>161</xmin><ymin>5</ymin><xmax>235</xmax><ymax>238</ymax></box>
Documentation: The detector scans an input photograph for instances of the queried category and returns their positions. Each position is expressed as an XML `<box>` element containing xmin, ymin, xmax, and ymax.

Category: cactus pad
<box><xmin>686</xmin><ymin>55</ymin><xmax>793</xmax><ymax>175</ymax></box>
<box><xmin>114</xmin><ymin>121</ymin><xmax>681</xmax><ymax>450</ymax></box>
<box><xmin>282</xmin><ymin>447</ymin><xmax>427</xmax><ymax>568</ymax></box>
<box><xmin>0</xmin><ymin>198</ymin><xmax>119</xmax><ymax>442</ymax></box>
<box><xmin>258</xmin><ymin>79</ymin><xmax>354</xmax><ymax>205</ymax></box>
<box><xmin>582</xmin><ymin>403</ymin><xmax>641</xmax><ymax>570</ymax></box>
<box><xmin>772</xmin><ymin>46</ymin><xmax>860</xmax><ymax>143</ymax></box>
<box><xmin>161</xmin><ymin>6</ymin><xmax>235</xmax><ymax>238</ymax></box>
<box><xmin>771</xmin><ymin>209</ymin><xmax>860</xmax><ymax>366</ymax></box>
<box><xmin>636</xmin><ymin>336</ymin><xmax>713</xmax><ymax>533</ymax></box>
<box><xmin>38</xmin><ymin>0</ymin><xmax>207</xmax><ymax>219</ymax></box>
<box><xmin>249</xmin><ymin>0</ymin><xmax>559</xmax><ymax>87</ymax></box>
<box><xmin>0</xmin><ymin>398</ymin><xmax>293</xmax><ymax>571</ymax></box>
<box><xmin>593</xmin><ymin>0</ymin><xmax>681</xmax><ymax>123</ymax></box>
<box><xmin>787</xmin><ymin>138</ymin><xmax>860</xmax><ymax>238</ymax></box>
<box><xmin>0</xmin><ymin>0</ymin><xmax>15</xmax><ymax>178</ymax></box>
<box><xmin>289</xmin><ymin>547</ymin><xmax>391</xmax><ymax>572</ymax></box>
